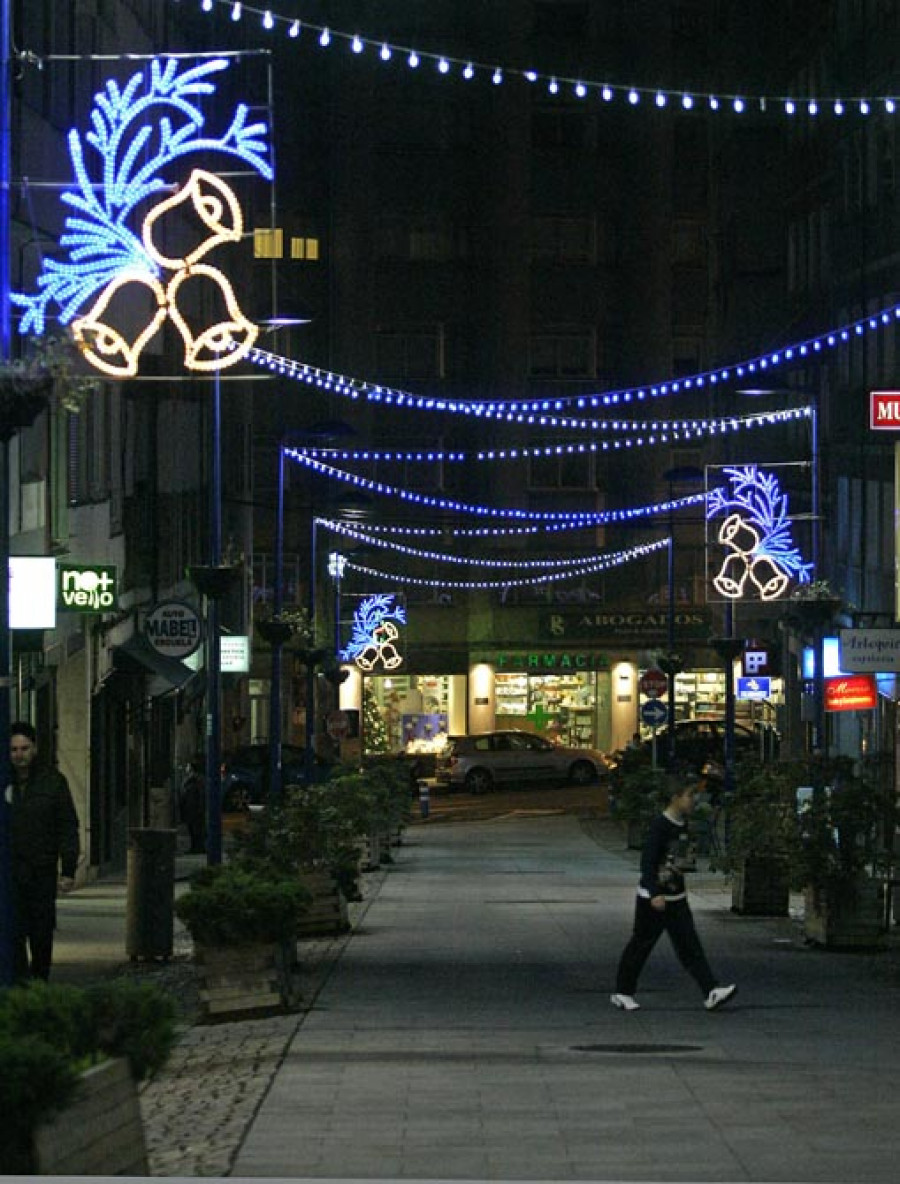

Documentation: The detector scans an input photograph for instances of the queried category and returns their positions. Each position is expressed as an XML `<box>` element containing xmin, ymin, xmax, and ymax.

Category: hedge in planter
<box><xmin>792</xmin><ymin>756</ymin><xmax>894</xmax><ymax>948</ymax></box>
<box><xmin>713</xmin><ymin>763</ymin><xmax>801</xmax><ymax>916</ymax></box>
<box><xmin>608</xmin><ymin>756</ymin><xmax>671</xmax><ymax>849</ymax></box>
<box><xmin>0</xmin><ymin>980</ymin><xmax>175</xmax><ymax>1174</ymax></box>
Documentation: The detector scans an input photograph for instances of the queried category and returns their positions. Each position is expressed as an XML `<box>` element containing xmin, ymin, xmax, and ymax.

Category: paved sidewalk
<box><xmin>51</xmin><ymin>812</ymin><xmax>900</xmax><ymax>1180</ymax></box>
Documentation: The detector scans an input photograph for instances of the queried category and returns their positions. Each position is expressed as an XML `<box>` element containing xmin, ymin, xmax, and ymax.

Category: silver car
<box><xmin>435</xmin><ymin>729</ymin><xmax>612</xmax><ymax>795</ymax></box>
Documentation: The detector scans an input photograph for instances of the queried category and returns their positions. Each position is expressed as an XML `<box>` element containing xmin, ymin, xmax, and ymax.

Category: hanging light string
<box><xmin>192</xmin><ymin>1</ymin><xmax>898</xmax><ymax>120</ymax></box>
<box><xmin>317</xmin><ymin>516</ymin><xmax>665</xmax><ymax>570</ymax></box>
<box><xmin>299</xmin><ymin>406</ymin><xmax>811</xmax><ymax>463</ymax></box>
<box><xmin>341</xmin><ymin>537</ymin><xmax>670</xmax><ymax>591</ymax></box>
<box><xmin>287</xmin><ymin>446</ymin><xmax>707</xmax><ymax>522</ymax></box>
<box><xmin>250</xmin><ymin>295</ymin><xmax>898</xmax><ymax>414</ymax></box>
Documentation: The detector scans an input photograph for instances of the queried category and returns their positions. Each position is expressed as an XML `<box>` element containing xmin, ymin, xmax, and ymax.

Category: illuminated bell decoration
<box><xmin>72</xmin><ymin>175</ymin><xmax>257</xmax><ymax>376</ymax></box>
<box><xmin>707</xmin><ymin>465</ymin><xmax>812</xmax><ymax>602</ymax></box>
<box><xmin>341</xmin><ymin>594</ymin><xmax>406</xmax><ymax>671</ymax></box>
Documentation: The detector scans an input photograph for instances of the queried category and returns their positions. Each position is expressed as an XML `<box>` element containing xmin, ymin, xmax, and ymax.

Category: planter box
<box><xmin>803</xmin><ymin>880</ymin><xmax>888</xmax><ymax>949</ymax></box>
<box><xmin>196</xmin><ymin>939</ymin><xmax>300</xmax><ymax>1018</ymax></box>
<box><xmin>296</xmin><ymin>870</ymin><xmax>350</xmax><ymax>937</ymax></box>
<box><xmin>33</xmin><ymin>1057</ymin><xmax>147</xmax><ymax>1176</ymax></box>
<box><xmin>732</xmin><ymin>859</ymin><xmax>791</xmax><ymax>916</ymax></box>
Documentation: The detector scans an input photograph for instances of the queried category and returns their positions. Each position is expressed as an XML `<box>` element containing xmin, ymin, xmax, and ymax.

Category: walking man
<box><xmin>611</xmin><ymin>781</ymin><xmax>736</xmax><ymax>1012</ymax></box>
<box><xmin>9</xmin><ymin>721</ymin><xmax>80</xmax><ymax>981</ymax></box>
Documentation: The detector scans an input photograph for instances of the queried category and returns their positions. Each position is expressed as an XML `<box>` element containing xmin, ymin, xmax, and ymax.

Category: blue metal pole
<box><xmin>268</xmin><ymin>443</ymin><xmax>284</xmax><ymax>801</ymax></box>
<box><xmin>304</xmin><ymin>516</ymin><xmax>317</xmax><ymax>785</ymax></box>
<box><xmin>205</xmin><ymin>372</ymin><xmax>223</xmax><ymax>865</ymax></box>
<box><xmin>0</xmin><ymin>0</ymin><xmax>15</xmax><ymax>986</ymax></box>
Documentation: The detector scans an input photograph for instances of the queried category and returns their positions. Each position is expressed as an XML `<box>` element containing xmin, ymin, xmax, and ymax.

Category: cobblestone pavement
<box><xmin>134</xmin><ymin>867</ymin><xmax>388</xmax><ymax>1177</ymax></box>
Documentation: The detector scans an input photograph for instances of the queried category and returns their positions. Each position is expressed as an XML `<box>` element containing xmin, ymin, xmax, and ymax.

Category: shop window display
<box><xmin>495</xmin><ymin>672</ymin><xmax>602</xmax><ymax>748</ymax></box>
<box><xmin>365</xmin><ymin>674</ymin><xmax>450</xmax><ymax>755</ymax></box>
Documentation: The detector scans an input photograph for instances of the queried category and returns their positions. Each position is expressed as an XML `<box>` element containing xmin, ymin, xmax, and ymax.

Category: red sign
<box><xmin>869</xmin><ymin>391</ymin><xmax>900</xmax><ymax>430</ymax></box>
<box><xmin>639</xmin><ymin>668</ymin><xmax>668</xmax><ymax>698</ymax></box>
<box><xmin>824</xmin><ymin>674</ymin><xmax>877</xmax><ymax>712</ymax></box>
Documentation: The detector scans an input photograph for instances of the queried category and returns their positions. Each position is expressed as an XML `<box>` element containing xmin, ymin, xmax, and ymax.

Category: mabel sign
<box><xmin>824</xmin><ymin>674</ymin><xmax>877</xmax><ymax>712</ymax></box>
<box><xmin>145</xmin><ymin>601</ymin><xmax>202</xmax><ymax>660</ymax></box>
<box><xmin>58</xmin><ymin>564</ymin><xmax>117</xmax><ymax>612</ymax></box>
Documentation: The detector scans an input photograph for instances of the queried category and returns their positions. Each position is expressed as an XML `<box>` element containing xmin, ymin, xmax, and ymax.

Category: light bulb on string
<box><xmin>319</xmin><ymin>27</ymin><xmax>331</xmax><ymax>47</ymax></box>
<box><xmin>231</xmin><ymin>2</ymin><xmax>241</xmax><ymax>21</ymax></box>
<box><xmin>352</xmin><ymin>35</ymin><xmax>364</xmax><ymax>54</ymax></box>
<box><xmin>263</xmin><ymin>9</ymin><xmax>273</xmax><ymax>30</ymax></box>
<box><xmin>289</xmin><ymin>19</ymin><xmax>300</xmax><ymax>37</ymax></box>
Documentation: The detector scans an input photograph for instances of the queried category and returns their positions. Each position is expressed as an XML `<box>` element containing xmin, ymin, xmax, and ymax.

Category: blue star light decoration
<box><xmin>11</xmin><ymin>57</ymin><xmax>273</xmax><ymax>376</ymax></box>
<box><xmin>340</xmin><ymin>594</ymin><xmax>407</xmax><ymax>672</ymax></box>
<box><xmin>706</xmin><ymin>465</ymin><xmax>813</xmax><ymax>600</ymax></box>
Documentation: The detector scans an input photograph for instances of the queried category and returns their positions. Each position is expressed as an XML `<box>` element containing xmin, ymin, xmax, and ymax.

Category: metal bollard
<box><xmin>418</xmin><ymin>780</ymin><xmax>430</xmax><ymax>819</ymax></box>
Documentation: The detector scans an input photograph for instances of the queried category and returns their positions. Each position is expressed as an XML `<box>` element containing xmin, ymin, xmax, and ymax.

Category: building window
<box><xmin>528</xmin><ymin>451</ymin><xmax>593</xmax><ymax>489</ymax></box>
<box><xmin>291</xmin><ymin>236</ymin><xmax>320</xmax><ymax>261</ymax></box>
<box><xmin>253</xmin><ymin>228</ymin><xmax>283</xmax><ymax>259</ymax></box>
<box><xmin>375</xmin><ymin>326</ymin><xmax>445</xmax><ymax>381</ymax></box>
<box><xmin>528</xmin><ymin>330</ymin><xmax>595</xmax><ymax>378</ymax></box>
<box><xmin>530</xmin><ymin>216</ymin><xmax>596</xmax><ymax>264</ymax></box>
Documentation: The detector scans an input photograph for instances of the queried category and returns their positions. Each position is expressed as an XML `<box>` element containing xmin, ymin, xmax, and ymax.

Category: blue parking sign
<box><xmin>737</xmin><ymin>676</ymin><xmax>771</xmax><ymax>701</ymax></box>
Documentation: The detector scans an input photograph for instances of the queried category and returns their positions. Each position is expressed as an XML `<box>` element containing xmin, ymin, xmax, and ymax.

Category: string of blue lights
<box><xmin>288</xmin><ymin>447</ymin><xmax>708</xmax><ymax>524</ymax></box>
<box><xmin>186</xmin><ymin>0</ymin><xmax>899</xmax><ymax>121</ymax></box>
<box><xmin>341</xmin><ymin>538</ymin><xmax>669</xmax><ymax>591</ymax></box>
<box><xmin>249</xmin><ymin>296</ymin><xmax>898</xmax><ymax>414</ymax></box>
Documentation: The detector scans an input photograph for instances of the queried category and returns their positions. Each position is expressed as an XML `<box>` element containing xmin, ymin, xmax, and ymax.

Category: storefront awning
<box><xmin>112</xmin><ymin>634</ymin><xmax>196</xmax><ymax>698</ymax></box>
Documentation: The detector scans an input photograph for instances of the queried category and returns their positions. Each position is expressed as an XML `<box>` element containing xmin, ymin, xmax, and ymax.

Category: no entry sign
<box><xmin>639</xmin><ymin>668</ymin><xmax>668</xmax><ymax>698</ymax></box>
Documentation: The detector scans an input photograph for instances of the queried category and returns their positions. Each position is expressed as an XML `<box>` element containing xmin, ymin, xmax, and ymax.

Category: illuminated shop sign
<box><xmin>494</xmin><ymin>652</ymin><xmax>610</xmax><ymax>672</ymax></box>
<box><xmin>540</xmin><ymin>609</ymin><xmax>710</xmax><ymax>641</ymax></box>
<box><xmin>58</xmin><ymin>564</ymin><xmax>117</xmax><ymax>612</ymax></box>
<box><xmin>824</xmin><ymin>675</ymin><xmax>877</xmax><ymax>712</ymax></box>
<box><xmin>11</xmin><ymin>57</ymin><xmax>272</xmax><ymax>376</ymax></box>
<box><xmin>341</xmin><ymin>594</ymin><xmax>406</xmax><ymax>672</ymax></box>
<box><xmin>706</xmin><ymin>465</ymin><xmax>812</xmax><ymax>601</ymax></box>
<box><xmin>8</xmin><ymin>557</ymin><xmax>57</xmax><ymax>630</ymax></box>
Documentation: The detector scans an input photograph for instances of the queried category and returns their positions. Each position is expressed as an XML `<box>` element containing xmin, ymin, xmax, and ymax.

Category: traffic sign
<box><xmin>639</xmin><ymin>668</ymin><xmax>668</xmax><ymax>698</ymax></box>
<box><xmin>737</xmin><ymin>676</ymin><xmax>771</xmax><ymax>701</ymax></box>
<box><xmin>641</xmin><ymin>698</ymin><xmax>669</xmax><ymax>727</ymax></box>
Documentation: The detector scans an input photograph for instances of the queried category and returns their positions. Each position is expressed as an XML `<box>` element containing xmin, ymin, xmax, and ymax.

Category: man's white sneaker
<box><xmin>705</xmin><ymin>984</ymin><xmax>737</xmax><ymax>1011</ymax></box>
<box><xmin>610</xmin><ymin>993</ymin><xmax>640</xmax><ymax>1011</ymax></box>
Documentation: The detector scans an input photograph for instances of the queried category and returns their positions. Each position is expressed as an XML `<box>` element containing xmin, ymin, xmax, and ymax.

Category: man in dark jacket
<box><xmin>9</xmin><ymin>721</ymin><xmax>80</xmax><ymax>981</ymax></box>
<box><xmin>611</xmin><ymin>781</ymin><xmax>736</xmax><ymax>1012</ymax></box>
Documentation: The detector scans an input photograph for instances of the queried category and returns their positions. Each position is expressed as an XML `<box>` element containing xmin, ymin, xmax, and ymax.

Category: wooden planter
<box><xmin>803</xmin><ymin>879</ymin><xmax>888</xmax><ymax>949</ymax></box>
<box><xmin>732</xmin><ymin>858</ymin><xmax>791</xmax><ymax>916</ymax></box>
<box><xmin>195</xmin><ymin>939</ymin><xmax>300</xmax><ymax>1019</ymax></box>
<box><xmin>33</xmin><ymin>1057</ymin><xmax>147</xmax><ymax>1176</ymax></box>
<box><xmin>296</xmin><ymin>870</ymin><xmax>350</xmax><ymax>938</ymax></box>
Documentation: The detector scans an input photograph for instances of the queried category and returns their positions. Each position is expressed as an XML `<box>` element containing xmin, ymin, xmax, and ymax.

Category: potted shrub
<box><xmin>713</xmin><ymin>763</ymin><xmax>800</xmax><ymax>915</ymax></box>
<box><xmin>0</xmin><ymin>979</ymin><xmax>174</xmax><ymax>1175</ymax></box>
<box><xmin>794</xmin><ymin>756</ymin><xmax>894</xmax><ymax>948</ymax></box>
<box><xmin>609</xmin><ymin>754</ymin><xmax>670</xmax><ymax>849</ymax></box>
<box><xmin>174</xmin><ymin>863</ymin><xmax>313</xmax><ymax>1016</ymax></box>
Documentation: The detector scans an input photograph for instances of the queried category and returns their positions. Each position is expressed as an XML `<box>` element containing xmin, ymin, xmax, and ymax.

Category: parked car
<box><xmin>220</xmin><ymin>743</ymin><xmax>309</xmax><ymax>810</ymax></box>
<box><xmin>641</xmin><ymin>718</ymin><xmax>772</xmax><ymax>773</ymax></box>
<box><xmin>434</xmin><ymin>730</ymin><xmax>612</xmax><ymax>795</ymax></box>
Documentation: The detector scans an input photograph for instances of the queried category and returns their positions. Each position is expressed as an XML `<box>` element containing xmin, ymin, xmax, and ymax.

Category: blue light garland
<box><xmin>316</xmin><ymin>517</ymin><xmax>664</xmax><ymax>570</ymax></box>
<box><xmin>297</xmin><ymin>407</ymin><xmax>810</xmax><ymax>462</ymax></box>
<box><xmin>250</xmin><ymin>297</ymin><xmax>899</xmax><ymax>413</ymax></box>
<box><xmin>188</xmin><ymin>0</ymin><xmax>898</xmax><ymax>121</ymax></box>
<box><xmin>341</xmin><ymin>538</ymin><xmax>669</xmax><ymax>591</ymax></box>
<box><xmin>287</xmin><ymin>447</ymin><xmax>707</xmax><ymax>523</ymax></box>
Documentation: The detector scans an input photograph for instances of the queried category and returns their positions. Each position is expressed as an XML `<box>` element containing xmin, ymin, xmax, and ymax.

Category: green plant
<box><xmin>0</xmin><ymin>978</ymin><xmax>176</xmax><ymax>1172</ymax></box>
<box><xmin>712</xmin><ymin>762</ymin><xmax>801</xmax><ymax>874</ymax></box>
<box><xmin>86</xmin><ymin>980</ymin><xmax>177</xmax><ymax>1081</ymax></box>
<box><xmin>174</xmin><ymin>863</ymin><xmax>313</xmax><ymax>946</ymax></box>
<box><xmin>609</xmin><ymin>755</ymin><xmax>671</xmax><ymax>831</ymax></box>
<box><xmin>0</xmin><ymin>1034</ymin><xmax>80</xmax><ymax>1172</ymax></box>
<box><xmin>793</xmin><ymin>756</ymin><xmax>894</xmax><ymax>898</ymax></box>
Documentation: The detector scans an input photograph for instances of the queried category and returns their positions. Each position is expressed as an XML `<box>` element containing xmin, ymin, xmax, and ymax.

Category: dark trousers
<box><xmin>615</xmin><ymin>894</ymin><xmax>717</xmax><ymax>997</ymax></box>
<box><xmin>12</xmin><ymin>865</ymin><xmax>59</xmax><ymax>982</ymax></box>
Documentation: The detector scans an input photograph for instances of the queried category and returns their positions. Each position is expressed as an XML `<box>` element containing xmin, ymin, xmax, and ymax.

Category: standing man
<box><xmin>611</xmin><ymin>781</ymin><xmax>737</xmax><ymax>1012</ymax></box>
<box><xmin>9</xmin><ymin>721</ymin><xmax>79</xmax><ymax>981</ymax></box>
